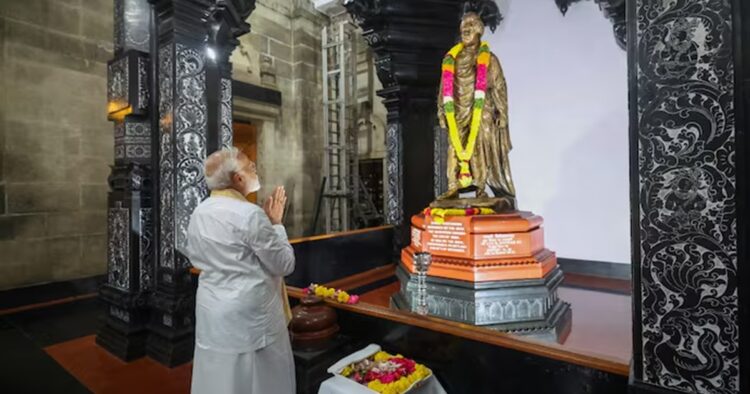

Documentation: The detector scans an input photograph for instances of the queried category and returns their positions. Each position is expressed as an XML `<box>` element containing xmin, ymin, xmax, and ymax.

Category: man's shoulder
<box><xmin>191</xmin><ymin>199</ymin><xmax>266</xmax><ymax>234</ymax></box>
<box><xmin>195</xmin><ymin>197</ymin><xmax>262</xmax><ymax>215</ymax></box>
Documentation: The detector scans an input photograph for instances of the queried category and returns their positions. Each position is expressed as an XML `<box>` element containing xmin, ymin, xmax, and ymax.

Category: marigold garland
<box><xmin>303</xmin><ymin>283</ymin><xmax>360</xmax><ymax>305</ymax></box>
<box><xmin>423</xmin><ymin>207</ymin><xmax>495</xmax><ymax>224</ymax></box>
<box><xmin>442</xmin><ymin>41</ymin><xmax>491</xmax><ymax>188</ymax></box>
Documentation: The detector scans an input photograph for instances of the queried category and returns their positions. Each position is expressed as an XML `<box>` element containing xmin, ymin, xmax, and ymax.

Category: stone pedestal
<box><xmin>393</xmin><ymin>211</ymin><xmax>571</xmax><ymax>342</ymax></box>
<box><xmin>96</xmin><ymin>285</ymin><xmax>150</xmax><ymax>361</ymax></box>
<box><xmin>405</xmin><ymin>212</ymin><xmax>557</xmax><ymax>281</ymax></box>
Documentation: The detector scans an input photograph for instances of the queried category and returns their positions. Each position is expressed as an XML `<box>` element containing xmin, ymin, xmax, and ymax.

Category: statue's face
<box><xmin>460</xmin><ymin>13</ymin><xmax>484</xmax><ymax>46</ymax></box>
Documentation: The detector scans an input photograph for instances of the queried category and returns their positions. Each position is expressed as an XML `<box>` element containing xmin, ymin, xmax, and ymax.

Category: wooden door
<box><xmin>233</xmin><ymin>121</ymin><xmax>258</xmax><ymax>203</ymax></box>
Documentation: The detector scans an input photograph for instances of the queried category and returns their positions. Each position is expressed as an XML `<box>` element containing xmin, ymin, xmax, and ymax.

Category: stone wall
<box><xmin>0</xmin><ymin>0</ymin><xmax>113</xmax><ymax>290</ymax></box>
<box><xmin>230</xmin><ymin>0</ymin><xmax>327</xmax><ymax>237</ymax></box>
<box><xmin>229</xmin><ymin>0</ymin><xmax>386</xmax><ymax>237</ymax></box>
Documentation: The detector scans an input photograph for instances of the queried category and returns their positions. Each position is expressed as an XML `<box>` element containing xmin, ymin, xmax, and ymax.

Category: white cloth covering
<box><xmin>185</xmin><ymin>189</ymin><xmax>296</xmax><ymax>394</ymax></box>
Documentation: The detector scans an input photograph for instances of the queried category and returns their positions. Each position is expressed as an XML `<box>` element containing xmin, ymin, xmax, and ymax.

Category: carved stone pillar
<box><xmin>629</xmin><ymin>0</ymin><xmax>748</xmax><ymax>393</ymax></box>
<box><xmin>147</xmin><ymin>0</ymin><xmax>252</xmax><ymax>366</ymax></box>
<box><xmin>345</xmin><ymin>0</ymin><xmax>464</xmax><ymax>247</ymax></box>
<box><xmin>96</xmin><ymin>0</ymin><xmax>155</xmax><ymax>362</ymax></box>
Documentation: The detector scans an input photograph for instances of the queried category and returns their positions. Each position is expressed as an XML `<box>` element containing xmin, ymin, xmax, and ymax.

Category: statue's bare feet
<box><xmin>476</xmin><ymin>188</ymin><xmax>489</xmax><ymax>198</ymax></box>
<box><xmin>437</xmin><ymin>188</ymin><xmax>460</xmax><ymax>200</ymax></box>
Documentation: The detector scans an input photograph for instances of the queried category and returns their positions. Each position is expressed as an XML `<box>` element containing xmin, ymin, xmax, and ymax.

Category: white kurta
<box><xmin>185</xmin><ymin>189</ymin><xmax>296</xmax><ymax>394</ymax></box>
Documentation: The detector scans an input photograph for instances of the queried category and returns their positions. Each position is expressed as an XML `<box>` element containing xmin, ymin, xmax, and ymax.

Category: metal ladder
<box><xmin>353</xmin><ymin>178</ymin><xmax>384</xmax><ymax>228</ymax></box>
<box><xmin>322</xmin><ymin>19</ymin><xmax>358</xmax><ymax>233</ymax></box>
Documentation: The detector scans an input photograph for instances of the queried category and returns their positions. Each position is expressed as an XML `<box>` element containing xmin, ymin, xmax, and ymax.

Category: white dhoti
<box><xmin>191</xmin><ymin>332</ymin><xmax>296</xmax><ymax>394</ymax></box>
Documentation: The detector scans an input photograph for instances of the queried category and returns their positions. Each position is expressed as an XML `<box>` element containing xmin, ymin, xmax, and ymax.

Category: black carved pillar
<box><xmin>345</xmin><ymin>0</ymin><xmax>464</xmax><ymax>247</ymax></box>
<box><xmin>146</xmin><ymin>0</ymin><xmax>252</xmax><ymax>367</ymax></box>
<box><xmin>737</xmin><ymin>1</ymin><xmax>750</xmax><ymax>391</ymax></box>
<box><xmin>96</xmin><ymin>0</ymin><xmax>155</xmax><ymax>362</ymax></box>
<box><xmin>628</xmin><ymin>0</ymin><xmax>747</xmax><ymax>393</ymax></box>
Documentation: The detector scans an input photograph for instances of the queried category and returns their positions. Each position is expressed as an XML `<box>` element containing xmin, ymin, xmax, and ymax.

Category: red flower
<box><xmin>391</xmin><ymin>357</ymin><xmax>416</xmax><ymax>375</ymax></box>
<box><xmin>379</xmin><ymin>372</ymin><xmax>400</xmax><ymax>384</ymax></box>
<box><xmin>364</xmin><ymin>371</ymin><xmax>378</xmax><ymax>383</ymax></box>
<box><xmin>476</xmin><ymin>64</ymin><xmax>488</xmax><ymax>90</ymax></box>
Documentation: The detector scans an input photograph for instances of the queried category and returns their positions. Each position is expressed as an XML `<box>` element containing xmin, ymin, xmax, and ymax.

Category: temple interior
<box><xmin>0</xmin><ymin>0</ymin><xmax>748</xmax><ymax>393</ymax></box>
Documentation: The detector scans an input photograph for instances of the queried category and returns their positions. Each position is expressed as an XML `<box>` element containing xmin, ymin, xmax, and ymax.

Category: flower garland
<box><xmin>303</xmin><ymin>283</ymin><xmax>360</xmax><ymax>305</ymax></box>
<box><xmin>423</xmin><ymin>207</ymin><xmax>495</xmax><ymax>224</ymax></box>
<box><xmin>340</xmin><ymin>351</ymin><xmax>431</xmax><ymax>394</ymax></box>
<box><xmin>442</xmin><ymin>41</ymin><xmax>491</xmax><ymax>188</ymax></box>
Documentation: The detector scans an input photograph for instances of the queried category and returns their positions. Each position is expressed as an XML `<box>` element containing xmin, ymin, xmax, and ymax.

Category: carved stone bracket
<box><xmin>555</xmin><ymin>0</ymin><xmax>626</xmax><ymax>50</ymax></box>
<box><xmin>107</xmin><ymin>51</ymin><xmax>150</xmax><ymax>121</ymax></box>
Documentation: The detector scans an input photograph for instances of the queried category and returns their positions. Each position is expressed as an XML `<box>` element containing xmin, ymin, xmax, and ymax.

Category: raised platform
<box><xmin>410</xmin><ymin>211</ymin><xmax>545</xmax><ymax>261</ymax></box>
<box><xmin>406</xmin><ymin>211</ymin><xmax>557</xmax><ymax>281</ymax></box>
<box><xmin>396</xmin><ymin>210</ymin><xmax>572</xmax><ymax>343</ymax></box>
<box><xmin>401</xmin><ymin>245</ymin><xmax>557</xmax><ymax>282</ymax></box>
<box><xmin>391</xmin><ymin>264</ymin><xmax>571</xmax><ymax>342</ymax></box>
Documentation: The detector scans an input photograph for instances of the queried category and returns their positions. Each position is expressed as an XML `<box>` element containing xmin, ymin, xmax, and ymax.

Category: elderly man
<box><xmin>185</xmin><ymin>147</ymin><xmax>296</xmax><ymax>394</ymax></box>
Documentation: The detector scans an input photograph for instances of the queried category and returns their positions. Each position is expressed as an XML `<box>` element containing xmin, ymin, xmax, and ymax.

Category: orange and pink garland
<box><xmin>442</xmin><ymin>41</ymin><xmax>491</xmax><ymax>188</ymax></box>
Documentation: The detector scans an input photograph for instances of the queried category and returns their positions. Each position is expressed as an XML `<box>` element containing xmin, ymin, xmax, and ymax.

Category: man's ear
<box><xmin>231</xmin><ymin>171</ymin><xmax>241</xmax><ymax>185</ymax></box>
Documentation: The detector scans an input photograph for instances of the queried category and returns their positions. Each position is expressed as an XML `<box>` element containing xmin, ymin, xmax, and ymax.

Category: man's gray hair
<box><xmin>204</xmin><ymin>147</ymin><xmax>242</xmax><ymax>191</ymax></box>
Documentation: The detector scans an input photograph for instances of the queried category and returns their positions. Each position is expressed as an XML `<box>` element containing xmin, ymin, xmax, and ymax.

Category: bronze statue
<box><xmin>434</xmin><ymin>1</ymin><xmax>515</xmax><ymax>211</ymax></box>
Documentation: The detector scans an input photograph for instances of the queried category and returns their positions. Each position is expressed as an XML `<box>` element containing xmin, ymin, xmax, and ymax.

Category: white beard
<box><xmin>247</xmin><ymin>177</ymin><xmax>261</xmax><ymax>194</ymax></box>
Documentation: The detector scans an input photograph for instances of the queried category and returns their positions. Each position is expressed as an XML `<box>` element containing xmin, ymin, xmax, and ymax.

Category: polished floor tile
<box><xmin>45</xmin><ymin>335</ymin><xmax>192</xmax><ymax>394</ymax></box>
<box><xmin>0</xmin><ymin>317</ymin><xmax>90</xmax><ymax>394</ymax></box>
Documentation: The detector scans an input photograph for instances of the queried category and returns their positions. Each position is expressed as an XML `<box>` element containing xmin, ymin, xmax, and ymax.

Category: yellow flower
<box><xmin>367</xmin><ymin>380</ymin><xmax>385</xmax><ymax>392</ymax></box>
<box><xmin>373</xmin><ymin>351</ymin><xmax>392</xmax><ymax>362</ymax></box>
<box><xmin>477</xmin><ymin>51</ymin><xmax>491</xmax><ymax>65</ymax></box>
<box><xmin>340</xmin><ymin>366</ymin><xmax>352</xmax><ymax>377</ymax></box>
<box><xmin>413</xmin><ymin>364</ymin><xmax>430</xmax><ymax>380</ymax></box>
<box><xmin>447</xmin><ymin>42</ymin><xmax>464</xmax><ymax>58</ymax></box>
<box><xmin>337</xmin><ymin>291</ymin><xmax>350</xmax><ymax>303</ymax></box>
